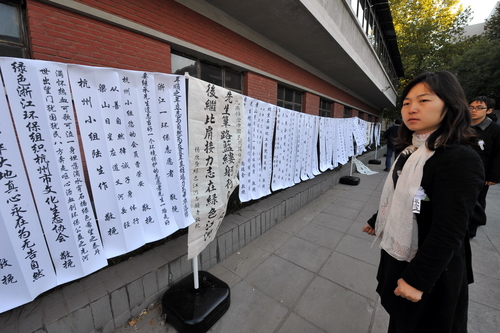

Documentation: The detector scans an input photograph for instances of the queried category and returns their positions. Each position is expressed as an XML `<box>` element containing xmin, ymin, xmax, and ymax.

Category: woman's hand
<box><xmin>394</xmin><ymin>278</ymin><xmax>423</xmax><ymax>302</ymax></box>
<box><xmin>362</xmin><ymin>224</ymin><xmax>376</xmax><ymax>236</ymax></box>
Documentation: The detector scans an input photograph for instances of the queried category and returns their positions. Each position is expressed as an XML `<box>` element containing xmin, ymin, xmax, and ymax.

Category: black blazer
<box><xmin>370</xmin><ymin>144</ymin><xmax>484</xmax><ymax>332</ymax></box>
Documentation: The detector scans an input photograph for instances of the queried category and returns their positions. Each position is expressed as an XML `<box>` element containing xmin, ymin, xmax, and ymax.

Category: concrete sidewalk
<box><xmin>114</xmin><ymin>162</ymin><xmax>500</xmax><ymax>333</ymax></box>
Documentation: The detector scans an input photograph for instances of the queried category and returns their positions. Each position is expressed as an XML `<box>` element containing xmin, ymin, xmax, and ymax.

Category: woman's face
<box><xmin>401</xmin><ymin>82</ymin><xmax>446</xmax><ymax>134</ymax></box>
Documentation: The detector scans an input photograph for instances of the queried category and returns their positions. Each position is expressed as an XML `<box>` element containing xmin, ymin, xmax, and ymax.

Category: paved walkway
<box><xmin>114</xmin><ymin>162</ymin><xmax>500</xmax><ymax>333</ymax></box>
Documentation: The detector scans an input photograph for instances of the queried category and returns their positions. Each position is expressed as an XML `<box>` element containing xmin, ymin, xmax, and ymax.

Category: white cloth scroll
<box><xmin>251</xmin><ymin>101</ymin><xmax>265</xmax><ymax>199</ymax></box>
<box><xmin>187</xmin><ymin>77</ymin><xmax>245</xmax><ymax>260</ymax></box>
<box><xmin>128</xmin><ymin>71</ymin><xmax>179</xmax><ymax>238</ymax></box>
<box><xmin>272</xmin><ymin>107</ymin><xmax>290</xmax><ymax>191</ymax></box>
<box><xmin>272</xmin><ymin>107</ymin><xmax>298</xmax><ymax>190</ymax></box>
<box><xmin>310</xmin><ymin>115</ymin><xmax>321</xmax><ymax>176</ymax></box>
<box><xmin>353</xmin><ymin>118</ymin><xmax>367</xmax><ymax>155</ymax></box>
<box><xmin>319</xmin><ymin>117</ymin><xmax>331</xmax><ymax>172</ymax></box>
<box><xmin>353</xmin><ymin>156</ymin><xmax>378</xmax><ymax>175</ymax></box>
<box><xmin>116</xmin><ymin>69</ymin><xmax>170</xmax><ymax>243</ymax></box>
<box><xmin>374</xmin><ymin>122</ymin><xmax>381</xmax><ymax>146</ymax></box>
<box><xmin>326</xmin><ymin>118</ymin><xmax>336</xmax><ymax>169</ymax></box>
<box><xmin>344</xmin><ymin>118</ymin><xmax>356</xmax><ymax>158</ymax></box>
<box><xmin>299</xmin><ymin>114</ymin><xmax>319</xmax><ymax>181</ymax></box>
<box><xmin>258</xmin><ymin>103</ymin><xmax>276</xmax><ymax>198</ymax></box>
<box><xmin>0</xmin><ymin>58</ymin><xmax>107</xmax><ymax>284</ymax></box>
<box><xmin>154</xmin><ymin>73</ymin><xmax>194</xmax><ymax>229</ymax></box>
<box><xmin>302</xmin><ymin>114</ymin><xmax>311</xmax><ymax>179</ymax></box>
<box><xmin>67</xmin><ymin>65</ymin><xmax>146</xmax><ymax>258</ymax></box>
<box><xmin>294</xmin><ymin>113</ymin><xmax>305</xmax><ymax>182</ymax></box>
<box><xmin>0</xmin><ymin>83</ymin><xmax>57</xmax><ymax>313</ymax></box>
<box><xmin>238</xmin><ymin>96</ymin><xmax>255</xmax><ymax>202</ymax></box>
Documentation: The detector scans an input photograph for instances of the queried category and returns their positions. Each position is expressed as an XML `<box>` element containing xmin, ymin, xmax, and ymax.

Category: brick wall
<box><xmin>333</xmin><ymin>102</ymin><xmax>344</xmax><ymax>118</ymax></box>
<box><xmin>26</xmin><ymin>0</ymin><xmax>172</xmax><ymax>73</ymax></box>
<box><xmin>26</xmin><ymin>0</ymin><xmax>379</xmax><ymax>116</ymax></box>
<box><xmin>243</xmin><ymin>72</ymin><xmax>278</xmax><ymax>104</ymax></box>
<box><xmin>303</xmin><ymin>92</ymin><xmax>320</xmax><ymax>115</ymax></box>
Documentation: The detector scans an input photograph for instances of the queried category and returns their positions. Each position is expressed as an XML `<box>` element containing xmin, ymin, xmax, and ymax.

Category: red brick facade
<box><xmin>25</xmin><ymin>0</ymin><xmax>380</xmax><ymax>120</ymax></box>
<box><xmin>243</xmin><ymin>72</ymin><xmax>278</xmax><ymax>105</ymax></box>
<box><xmin>303</xmin><ymin>92</ymin><xmax>320</xmax><ymax>116</ymax></box>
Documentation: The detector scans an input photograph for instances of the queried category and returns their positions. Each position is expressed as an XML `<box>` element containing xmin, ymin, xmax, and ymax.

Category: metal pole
<box><xmin>192</xmin><ymin>255</ymin><xmax>199</xmax><ymax>290</ymax></box>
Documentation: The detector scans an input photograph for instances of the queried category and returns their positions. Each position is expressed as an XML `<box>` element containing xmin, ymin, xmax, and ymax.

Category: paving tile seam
<box><xmin>262</xmin><ymin>268</ymin><xmax>330</xmax><ymax>333</ymax></box>
<box><xmin>468</xmin><ymin>299</ymin><xmax>500</xmax><ymax>312</ymax></box>
<box><xmin>322</xmin><ymin>276</ymin><xmax>380</xmax><ymax>305</ymax></box>
<box><xmin>329</xmin><ymin>249</ymin><xmax>379</xmax><ymax>270</ymax></box>
<box><xmin>485</xmin><ymin>234</ymin><xmax>500</xmax><ymax>254</ymax></box>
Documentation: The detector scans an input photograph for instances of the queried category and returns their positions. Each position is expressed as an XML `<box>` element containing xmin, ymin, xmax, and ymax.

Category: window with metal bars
<box><xmin>277</xmin><ymin>85</ymin><xmax>302</xmax><ymax>112</ymax></box>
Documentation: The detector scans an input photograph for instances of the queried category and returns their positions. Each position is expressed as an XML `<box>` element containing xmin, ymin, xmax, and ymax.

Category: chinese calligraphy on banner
<box><xmin>0</xmin><ymin>58</ymin><xmax>107</xmax><ymax>287</ymax></box>
<box><xmin>0</xmin><ymin>85</ymin><xmax>57</xmax><ymax>313</ymax></box>
<box><xmin>187</xmin><ymin>77</ymin><xmax>245</xmax><ymax>260</ymax></box>
<box><xmin>67</xmin><ymin>65</ymin><xmax>147</xmax><ymax>258</ymax></box>
<box><xmin>0</xmin><ymin>56</ymin><xmax>379</xmax><ymax>313</ymax></box>
<box><xmin>67</xmin><ymin>66</ymin><xmax>192</xmax><ymax>257</ymax></box>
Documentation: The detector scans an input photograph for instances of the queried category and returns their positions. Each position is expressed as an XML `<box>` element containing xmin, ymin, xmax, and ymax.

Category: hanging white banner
<box><xmin>187</xmin><ymin>77</ymin><xmax>245</xmax><ymax>260</ymax></box>
<box><xmin>154</xmin><ymin>73</ymin><xmax>194</xmax><ymax>228</ymax></box>
<box><xmin>116</xmin><ymin>69</ymin><xmax>170</xmax><ymax>243</ymax></box>
<box><xmin>272</xmin><ymin>107</ymin><xmax>289</xmax><ymax>191</ymax></box>
<box><xmin>68</xmin><ymin>65</ymin><xmax>146</xmax><ymax>258</ymax></box>
<box><xmin>258</xmin><ymin>103</ymin><xmax>276</xmax><ymax>198</ymax></box>
<box><xmin>239</xmin><ymin>96</ymin><xmax>255</xmax><ymax>202</ymax></box>
<box><xmin>0</xmin><ymin>81</ymin><xmax>57</xmax><ymax>313</ymax></box>
<box><xmin>128</xmin><ymin>70</ymin><xmax>179</xmax><ymax>239</ymax></box>
<box><xmin>0</xmin><ymin>58</ymin><xmax>107</xmax><ymax>284</ymax></box>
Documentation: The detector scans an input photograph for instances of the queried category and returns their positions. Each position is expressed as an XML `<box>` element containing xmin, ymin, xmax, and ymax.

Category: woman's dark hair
<box><xmin>395</xmin><ymin>71</ymin><xmax>475</xmax><ymax>151</ymax></box>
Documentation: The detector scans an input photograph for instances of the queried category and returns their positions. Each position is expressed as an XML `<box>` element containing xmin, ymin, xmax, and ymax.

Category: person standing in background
<box><xmin>383</xmin><ymin>119</ymin><xmax>402</xmax><ymax>171</ymax></box>
<box><xmin>468</xmin><ymin>96</ymin><xmax>500</xmax><ymax>238</ymax></box>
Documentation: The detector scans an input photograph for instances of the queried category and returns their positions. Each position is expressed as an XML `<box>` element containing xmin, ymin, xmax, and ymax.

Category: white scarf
<box><xmin>375</xmin><ymin>132</ymin><xmax>435</xmax><ymax>262</ymax></box>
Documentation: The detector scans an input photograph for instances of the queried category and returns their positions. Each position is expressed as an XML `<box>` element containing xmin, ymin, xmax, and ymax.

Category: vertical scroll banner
<box><xmin>374</xmin><ymin>122</ymin><xmax>381</xmax><ymax>146</ymax></box>
<box><xmin>258</xmin><ymin>103</ymin><xmax>276</xmax><ymax>198</ymax></box>
<box><xmin>334</xmin><ymin>118</ymin><xmax>348</xmax><ymax>166</ymax></box>
<box><xmin>117</xmin><ymin>69</ymin><xmax>170</xmax><ymax>243</ymax></box>
<box><xmin>344</xmin><ymin>118</ymin><xmax>355</xmax><ymax>159</ymax></box>
<box><xmin>353</xmin><ymin>118</ymin><xmax>368</xmax><ymax>155</ymax></box>
<box><xmin>154</xmin><ymin>74</ymin><xmax>194</xmax><ymax>228</ymax></box>
<box><xmin>187</xmin><ymin>77</ymin><xmax>245</xmax><ymax>260</ymax></box>
<box><xmin>319</xmin><ymin>117</ymin><xmax>333</xmax><ymax>172</ymax></box>
<box><xmin>126</xmin><ymin>71</ymin><xmax>178</xmax><ymax>237</ymax></box>
<box><xmin>271</xmin><ymin>107</ymin><xmax>296</xmax><ymax>191</ymax></box>
<box><xmin>0</xmin><ymin>82</ymin><xmax>57</xmax><ymax>313</ymax></box>
<box><xmin>250</xmin><ymin>100</ymin><xmax>264</xmax><ymax>200</ymax></box>
<box><xmin>68</xmin><ymin>65</ymin><xmax>146</xmax><ymax>258</ymax></box>
<box><xmin>0</xmin><ymin>58</ymin><xmax>107</xmax><ymax>285</ymax></box>
<box><xmin>238</xmin><ymin>96</ymin><xmax>255</xmax><ymax>202</ymax></box>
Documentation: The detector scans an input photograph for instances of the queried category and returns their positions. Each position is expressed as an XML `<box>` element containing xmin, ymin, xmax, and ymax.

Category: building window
<box><xmin>343</xmin><ymin>106</ymin><xmax>352</xmax><ymax>118</ymax></box>
<box><xmin>0</xmin><ymin>1</ymin><xmax>28</xmax><ymax>58</ymax></box>
<box><xmin>171</xmin><ymin>52</ymin><xmax>242</xmax><ymax>93</ymax></box>
<box><xmin>319</xmin><ymin>98</ymin><xmax>332</xmax><ymax>117</ymax></box>
<box><xmin>277</xmin><ymin>85</ymin><xmax>302</xmax><ymax>112</ymax></box>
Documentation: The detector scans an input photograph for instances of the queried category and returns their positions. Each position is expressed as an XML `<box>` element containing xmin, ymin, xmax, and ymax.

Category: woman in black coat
<box><xmin>363</xmin><ymin>71</ymin><xmax>484</xmax><ymax>333</ymax></box>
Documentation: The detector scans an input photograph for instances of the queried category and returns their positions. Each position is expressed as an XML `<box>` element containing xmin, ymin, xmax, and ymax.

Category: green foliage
<box><xmin>449</xmin><ymin>6</ymin><xmax>500</xmax><ymax>103</ymax></box>
<box><xmin>390</xmin><ymin>0</ymin><xmax>471</xmax><ymax>82</ymax></box>
<box><xmin>485</xmin><ymin>6</ymin><xmax>500</xmax><ymax>40</ymax></box>
<box><xmin>384</xmin><ymin>0</ymin><xmax>472</xmax><ymax>120</ymax></box>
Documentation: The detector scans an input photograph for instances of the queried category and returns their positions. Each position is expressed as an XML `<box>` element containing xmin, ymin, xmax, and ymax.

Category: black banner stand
<box><xmin>339</xmin><ymin>156</ymin><xmax>360</xmax><ymax>185</ymax></box>
<box><xmin>162</xmin><ymin>256</ymin><xmax>230</xmax><ymax>333</ymax></box>
<box><xmin>368</xmin><ymin>144</ymin><xmax>381</xmax><ymax>165</ymax></box>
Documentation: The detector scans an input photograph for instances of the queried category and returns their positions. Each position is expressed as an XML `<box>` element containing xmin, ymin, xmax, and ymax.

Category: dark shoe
<box><xmin>383</xmin><ymin>168</ymin><xmax>390</xmax><ymax>172</ymax></box>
